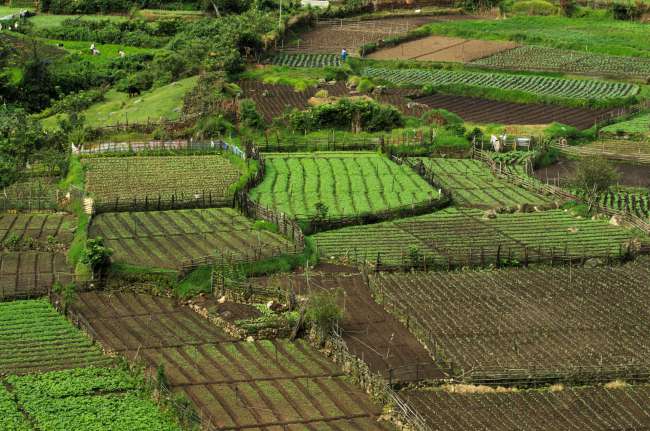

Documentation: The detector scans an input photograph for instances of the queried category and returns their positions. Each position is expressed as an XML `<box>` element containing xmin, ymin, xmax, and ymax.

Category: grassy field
<box><xmin>0</xmin><ymin>299</ymin><xmax>113</xmax><ymax>374</ymax></box>
<box><xmin>43</xmin><ymin>76</ymin><xmax>197</xmax><ymax>130</ymax></box>
<box><xmin>89</xmin><ymin>208</ymin><xmax>296</xmax><ymax>269</ymax></box>
<box><xmin>249</xmin><ymin>152</ymin><xmax>441</xmax><ymax>221</ymax></box>
<box><xmin>313</xmin><ymin>207</ymin><xmax>639</xmax><ymax>266</ymax></box>
<box><xmin>27</xmin><ymin>13</ymin><xmax>127</xmax><ymax>30</ymax></box>
<box><xmin>416</xmin><ymin>158</ymin><xmax>550</xmax><ymax>208</ymax></box>
<box><xmin>82</xmin><ymin>154</ymin><xmax>240</xmax><ymax>208</ymax></box>
<box><xmin>422</xmin><ymin>15</ymin><xmax>650</xmax><ymax>58</ymax></box>
<box><xmin>2</xmin><ymin>367</ymin><xmax>180</xmax><ymax>431</ymax></box>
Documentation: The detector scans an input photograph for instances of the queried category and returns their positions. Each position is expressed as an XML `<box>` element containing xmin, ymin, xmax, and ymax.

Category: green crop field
<box><xmin>272</xmin><ymin>53</ymin><xmax>340</xmax><ymax>68</ymax></box>
<box><xmin>83</xmin><ymin>154</ymin><xmax>241</xmax><ymax>210</ymax></box>
<box><xmin>363</xmin><ymin>67</ymin><xmax>638</xmax><ymax>101</ymax></box>
<box><xmin>0</xmin><ymin>300</ymin><xmax>113</xmax><ymax>374</ymax></box>
<box><xmin>601</xmin><ymin>113</ymin><xmax>650</xmax><ymax>135</ymax></box>
<box><xmin>43</xmin><ymin>76</ymin><xmax>196</xmax><ymax>130</ymax></box>
<box><xmin>472</xmin><ymin>45</ymin><xmax>650</xmax><ymax>77</ymax></box>
<box><xmin>2</xmin><ymin>367</ymin><xmax>180</xmax><ymax>431</ymax></box>
<box><xmin>89</xmin><ymin>208</ymin><xmax>296</xmax><ymax>269</ymax></box>
<box><xmin>249</xmin><ymin>153</ymin><xmax>440</xmax><ymax>221</ymax></box>
<box><xmin>422</xmin><ymin>15</ymin><xmax>650</xmax><ymax>58</ymax></box>
<box><xmin>415</xmin><ymin>158</ymin><xmax>550</xmax><ymax>208</ymax></box>
<box><xmin>313</xmin><ymin>207</ymin><xmax>639</xmax><ymax>266</ymax></box>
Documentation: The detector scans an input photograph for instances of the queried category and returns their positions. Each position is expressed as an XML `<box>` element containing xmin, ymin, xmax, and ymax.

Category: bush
<box><xmin>544</xmin><ymin>122</ymin><xmax>579</xmax><ymax>140</ymax></box>
<box><xmin>511</xmin><ymin>0</ymin><xmax>558</xmax><ymax>15</ymax></box>
<box><xmin>239</xmin><ymin>99</ymin><xmax>264</xmax><ymax>130</ymax></box>
<box><xmin>356</xmin><ymin>78</ymin><xmax>375</xmax><ymax>93</ymax></box>
<box><xmin>306</xmin><ymin>290</ymin><xmax>343</xmax><ymax>340</ymax></box>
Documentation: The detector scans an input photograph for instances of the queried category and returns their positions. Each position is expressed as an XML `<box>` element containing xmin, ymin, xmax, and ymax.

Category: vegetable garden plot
<box><xmin>601</xmin><ymin>113</ymin><xmax>650</xmax><ymax>136</ymax></box>
<box><xmin>413</xmin><ymin>93</ymin><xmax>616</xmax><ymax>129</ymax></box>
<box><xmin>0</xmin><ymin>251</ymin><xmax>73</xmax><ymax>300</ymax></box>
<box><xmin>73</xmin><ymin>292</ymin><xmax>235</xmax><ymax>352</ymax></box>
<box><xmin>0</xmin><ymin>299</ymin><xmax>112</xmax><ymax>375</ymax></box>
<box><xmin>313</xmin><ymin>207</ymin><xmax>640</xmax><ymax>267</ymax></box>
<box><xmin>414</xmin><ymin>158</ymin><xmax>550</xmax><ymax>208</ymax></box>
<box><xmin>369</xmin><ymin>263</ymin><xmax>650</xmax><ymax>373</ymax></box>
<box><xmin>405</xmin><ymin>385</ymin><xmax>650</xmax><ymax>431</ymax></box>
<box><xmin>574</xmin><ymin>189</ymin><xmax>650</xmax><ymax>219</ymax></box>
<box><xmin>363</xmin><ymin>67</ymin><xmax>638</xmax><ymax>101</ymax></box>
<box><xmin>574</xmin><ymin>140</ymin><xmax>650</xmax><ymax>159</ymax></box>
<box><xmin>89</xmin><ymin>208</ymin><xmax>295</xmax><ymax>269</ymax></box>
<box><xmin>249</xmin><ymin>153</ymin><xmax>441</xmax><ymax>222</ymax></box>
<box><xmin>2</xmin><ymin>367</ymin><xmax>180</xmax><ymax>431</ymax></box>
<box><xmin>82</xmin><ymin>155</ymin><xmax>241</xmax><ymax>209</ymax></box>
<box><xmin>0</xmin><ymin>212</ymin><xmax>75</xmax><ymax>246</ymax></box>
<box><xmin>472</xmin><ymin>45</ymin><xmax>650</xmax><ymax>77</ymax></box>
<box><xmin>272</xmin><ymin>53</ymin><xmax>340</xmax><ymax>68</ymax></box>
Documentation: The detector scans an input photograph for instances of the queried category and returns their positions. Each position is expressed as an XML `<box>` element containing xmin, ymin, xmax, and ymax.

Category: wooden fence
<box><xmin>552</xmin><ymin>141</ymin><xmax>650</xmax><ymax>165</ymax></box>
<box><xmin>79</xmin><ymin>139</ymin><xmax>244</xmax><ymax>156</ymax></box>
<box><xmin>92</xmin><ymin>192</ymin><xmax>233</xmax><ymax>214</ymax></box>
<box><xmin>90</xmin><ymin>113</ymin><xmax>201</xmax><ymax>135</ymax></box>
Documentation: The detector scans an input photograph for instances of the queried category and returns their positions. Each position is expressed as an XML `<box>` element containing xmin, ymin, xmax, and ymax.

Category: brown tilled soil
<box><xmin>251</xmin><ymin>264</ymin><xmax>444</xmax><ymax>383</ymax></box>
<box><xmin>0</xmin><ymin>251</ymin><xmax>72</xmax><ymax>300</ymax></box>
<box><xmin>414</xmin><ymin>93</ymin><xmax>618</xmax><ymax>129</ymax></box>
<box><xmin>368</xmin><ymin>35</ymin><xmax>517</xmax><ymax>62</ymax></box>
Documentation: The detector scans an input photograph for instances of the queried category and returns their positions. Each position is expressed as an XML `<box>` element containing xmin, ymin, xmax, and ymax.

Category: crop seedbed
<box><xmin>1</xmin><ymin>251</ymin><xmax>72</xmax><ymax>300</ymax></box>
<box><xmin>313</xmin><ymin>207</ymin><xmax>639</xmax><ymax>267</ymax></box>
<box><xmin>363</xmin><ymin>67</ymin><xmax>638</xmax><ymax>101</ymax></box>
<box><xmin>72</xmin><ymin>292</ymin><xmax>391</xmax><ymax>430</ymax></box>
<box><xmin>405</xmin><ymin>385</ymin><xmax>650</xmax><ymax>430</ymax></box>
<box><xmin>414</xmin><ymin>158</ymin><xmax>550</xmax><ymax>208</ymax></box>
<box><xmin>0</xmin><ymin>212</ymin><xmax>75</xmax><ymax>246</ymax></box>
<box><xmin>272</xmin><ymin>53</ymin><xmax>340</xmax><ymax>68</ymax></box>
<box><xmin>370</xmin><ymin>263</ymin><xmax>650</xmax><ymax>376</ymax></box>
<box><xmin>574</xmin><ymin>189</ymin><xmax>650</xmax><ymax>219</ymax></box>
<box><xmin>472</xmin><ymin>45</ymin><xmax>650</xmax><ymax>77</ymax></box>
<box><xmin>89</xmin><ymin>208</ymin><xmax>296</xmax><ymax>269</ymax></box>
<box><xmin>1</xmin><ymin>177</ymin><xmax>60</xmax><ymax>211</ymax></box>
<box><xmin>413</xmin><ymin>93</ymin><xmax>616</xmax><ymax>129</ymax></box>
<box><xmin>249</xmin><ymin>153</ymin><xmax>441</xmax><ymax>222</ymax></box>
<box><xmin>82</xmin><ymin>155</ymin><xmax>241</xmax><ymax>211</ymax></box>
<box><xmin>0</xmin><ymin>299</ymin><xmax>112</xmax><ymax>374</ymax></box>
<box><xmin>1</xmin><ymin>367</ymin><xmax>181</xmax><ymax>431</ymax></box>
<box><xmin>601</xmin><ymin>113</ymin><xmax>650</xmax><ymax>136</ymax></box>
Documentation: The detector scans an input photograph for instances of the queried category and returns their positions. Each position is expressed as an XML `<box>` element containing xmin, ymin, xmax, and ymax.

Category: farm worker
<box><xmin>341</xmin><ymin>48</ymin><xmax>348</xmax><ymax>62</ymax></box>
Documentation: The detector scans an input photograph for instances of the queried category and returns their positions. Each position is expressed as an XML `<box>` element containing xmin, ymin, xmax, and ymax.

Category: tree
<box><xmin>81</xmin><ymin>237</ymin><xmax>113</xmax><ymax>278</ymax></box>
<box><xmin>19</xmin><ymin>46</ymin><xmax>57</xmax><ymax>112</ymax></box>
<box><xmin>573</xmin><ymin>157</ymin><xmax>619</xmax><ymax>212</ymax></box>
<box><xmin>306</xmin><ymin>289</ymin><xmax>343</xmax><ymax>342</ymax></box>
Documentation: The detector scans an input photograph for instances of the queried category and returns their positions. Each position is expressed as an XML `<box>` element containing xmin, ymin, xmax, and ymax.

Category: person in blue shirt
<box><xmin>341</xmin><ymin>48</ymin><xmax>348</xmax><ymax>62</ymax></box>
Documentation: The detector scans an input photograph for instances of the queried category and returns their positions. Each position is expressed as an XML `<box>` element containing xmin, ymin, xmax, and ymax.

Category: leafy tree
<box><xmin>19</xmin><ymin>48</ymin><xmax>57</xmax><ymax>112</ymax></box>
<box><xmin>81</xmin><ymin>237</ymin><xmax>113</xmax><ymax>276</ymax></box>
<box><xmin>238</xmin><ymin>99</ymin><xmax>264</xmax><ymax>130</ymax></box>
<box><xmin>573</xmin><ymin>157</ymin><xmax>620</xmax><ymax>212</ymax></box>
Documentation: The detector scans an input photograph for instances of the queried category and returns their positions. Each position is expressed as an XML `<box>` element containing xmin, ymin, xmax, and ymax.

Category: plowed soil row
<box><xmin>73</xmin><ymin>292</ymin><xmax>390</xmax><ymax>430</ymax></box>
<box><xmin>251</xmin><ymin>264</ymin><xmax>443</xmax><ymax>383</ymax></box>
<box><xmin>0</xmin><ymin>251</ymin><xmax>72</xmax><ymax>300</ymax></box>
<box><xmin>0</xmin><ymin>212</ymin><xmax>74</xmax><ymax>244</ymax></box>
<box><xmin>413</xmin><ymin>93</ymin><xmax>617</xmax><ymax>129</ymax></box>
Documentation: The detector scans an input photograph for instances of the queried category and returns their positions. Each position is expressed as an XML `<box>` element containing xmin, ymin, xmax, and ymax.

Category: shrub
<box><xmin>356</xmin><ymin>78</ymin><xmax>375</xmax><ymax>93</ymax></box>
<box><xmin>239</xmin><ymin>99</ymin><xmax>264</xmax><ymax>130</ymax></box>
<box><xmin>511</xmin><ymin>0</ymin><xmax>558</xmax><ymax>15</ymax></box>
<box><xmin>306</xmin><ymin>290</ymin><xmax>343</xmax><ymax>341</ymax></box>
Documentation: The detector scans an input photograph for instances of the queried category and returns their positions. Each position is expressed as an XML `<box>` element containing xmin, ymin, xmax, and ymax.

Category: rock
<box><xmin>267</xmin><ymin>300</ymin><xmax>284</xmax><ymax>312</ymax></box>
<box><xmin>218</xmin><ymin>295</ymin><xmax>227</xmax><ymax>304</ymax></box>
<box><xmin>483</xmin><ymin>209</ymin><xmax>497</xmax><ymax>219</ymax></box>
<box><xmin>609</xmin><ymin>214</ymin><xmax>625</xmax><ymax>226</ymax></box>
<box><xmin>517</xmin><ymin>203</ymin><xmax>535</xmax><ymax>213</ymax></box>
<box><xmin>246</xmin><ymin>336</ymin><xmax>255</xmax><ymax>342</ymax></box>
<box><xmin>221</xmin><ymin>310</ymin><xmax>232</xmax><ymax>319</ymax></box>
<box><xmin>567</xmin><ymin>227</ymin><xmax>578</xmax><ymax>234</ymax></box>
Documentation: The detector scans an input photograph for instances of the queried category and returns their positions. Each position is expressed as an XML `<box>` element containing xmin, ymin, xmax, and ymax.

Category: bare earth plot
<box><xmin>73</xmin><ymin>292</ymin><xmax>393</xmax><ymax>430</ymax></box>
<box><xmin>0</xmin><ymin>212</ymin><xmax>75</xmax><ymax>299</ymax></box>
<box><xmin>405</xmin><ymin>385</ymin><xmax>650</xmax><ymax>430</ymax></box>
<box><xmin>368</xmin><ymin>35</ymin><xmax>517</xmax><ymax>62</ymax></box>
<box><xmin>252</xmin><ymin>264</ymin><xmax>443</xmax><ymax>383</ymax></box>
<box><xmin>369</xmin><ymin>263</ymin><xmax>650</xmax><ymax>375</ymax></box>
<box><xmin>413</xmin><ymin>93</ymin><xmax>617</xmax><ymax>129</ymax></box>
<box><xmin>89</xmin><ymin>208</ymin><xmax>296</xmax><ymax>269</ymax></box>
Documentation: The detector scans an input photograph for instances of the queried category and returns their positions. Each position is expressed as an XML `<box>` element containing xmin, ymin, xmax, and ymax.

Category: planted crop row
<box><xmin>414</xmin><ymin>158</ymin><xmax>549</xmax><ymax>208</ymax></box>
<box><xmin>0</xmin><ymin>299</ymin><xmax>113</xmax><ymax>374</ymax></box>
<box><xmin>601</xmin><ymin>113</ymin><xmax>650</xmax><ymax>135</ymax></box>
<box><xmin>370</xmin><ymin>262</ymin><xmax>650</xmax><ymax>372</ymax></box>
<box><xmin>2</xmin><ymin>367</ymin><xmax>180</xmax><ymax>431</ymax></box>
<box><xmin>313</xmin><ymin>207</ymin><xmax>639</xmax><ymax>267</ymax></box>
<box><xmin>83</xmin><ymin>155</ymin><xmax>241</xmax><ymax>205</ymax></box>
<box><xmin>363</xmin><ymin>67</ymin><xmax>638</xmax><ymax>100</ymax></box>
<box><xmin>249</xmin><ymin>153</ymin><xmax>439</xmax><ymax>221</ymax></box>
<box><xmin>472</xmin><ymin>45</ymin><xmax>650</xmax><ymax>77</ymax></box>
<box><xmin>575</xmin><ymin>189</ymin><xmax>650</xmax><ymax>219</ymax></box>
<box><xmin>272</xmin><ymin>53</ymin><xmax>340</xmax><ymax>68</ymax></box>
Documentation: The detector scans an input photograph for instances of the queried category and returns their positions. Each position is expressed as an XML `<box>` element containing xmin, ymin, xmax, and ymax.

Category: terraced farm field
<box><xmin>272</xmin><ymin>53</ymin><xmax>340</xmax><ymax>67</ymax></box>
<box><xmin>413</xmin><ymin>93</ymin><xmax>616</xmax><ymax>129</ymax></box>
<box><xmin>73</xmin><ymin>292</ymin><xmax>392</xmax><ymax>430</ymax></box>
<box><xmin>575</xmin><ymin>189</ymin><xmax>650</xmax><ymax>219</ymax></box>
<box><xmin>89</xmin><ymin>208</ymin><xmax>296</xmax><ymax>269</ymax></box>
<box><xmin>370</xmin><ymin>263</ymin><xmax>650</xmax><ymax>374</ymax></box>
<box><xmin>313</xmin><ymin>207</ymin><xmax>638</xmax><ymax>267</ymax></box>
<box><xmin>472</xmin><ymin>45</ymin><xmax>650</xmax><ymax>77</ymax></box>
<box><xmin>557</xmin><ymin>140</ymin><xmax>650</xmax><ymax>164</ymax></box>
<box><xmin>415</xmin><ymin>158</ymin><xmax>550</xmax><ymax>208</ymax></box>
<box><xmin>0</xmin><ymin>299</ymin><xmax>112</xmax><ymax>374</ymax></box>
<box><xmin>249</xmin><ymin>153</ymin><xmax>440</xmax><ymax>221</ymax></box>
<box><xmin>83</xmin><ymin>155</ymin><xmax>241</xmax><ymax>211</ymax></box>
<box><xmin>0</xmin><ymin>251</ymin><xmax>73</xmax><ymax>300</ymax></box>
<box><xmin>0</xmin><ymin>212</ymin><xmax>75</xmax><ymax>246</ymax></box>
<box><xmin>405</xmin><ymin>385</ymin><xmax>650</xmax><ymax>430</ymax></box>
<box><xmin>363</xmin><ymin>67</ymin><xmax>638</xmax><ymax>101</ymax></box>
<box><xmin>2</xmin><ymin>367</ymin><xmax>181</xmax><ymax>431</ymax></box>
<box><xmin>601</xmin><ymin>113</ymin><xmax>650</xmax><ymax>136</ymax></box>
